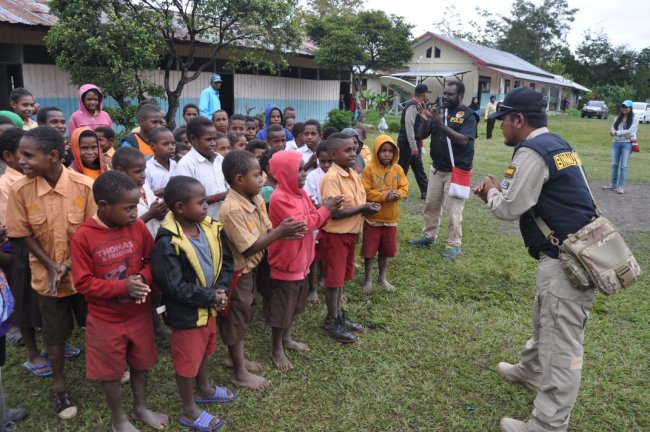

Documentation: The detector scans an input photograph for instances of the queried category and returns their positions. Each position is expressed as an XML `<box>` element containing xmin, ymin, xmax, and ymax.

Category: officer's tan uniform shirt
<box><xmin>487</xmin><ymin>127</ymin><xmax>550</xmax><ymax>220</ymax></box>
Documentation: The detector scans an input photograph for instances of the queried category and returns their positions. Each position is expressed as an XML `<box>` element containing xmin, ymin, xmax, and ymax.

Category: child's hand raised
<box><xmin>278</xmin><ymin>217</ymin><xmax>307</xmax><ymax>239</ymax></box>
<box><xmin>361</xmin><ymin>202</ymin><xmax>381</xmax><ymax>215</ymax></box>
<box><xmin>323</xmin><ymin>195</ymin><xmax>344</xmax><ymax>212</ymax></box>
<box><xmin>150</xmin><ymin>199</ymin><xmax>168</xmax><ymax>220</ymax></box>
<box><xmin>126</xmin><ymin>274</ymin><xmax>151</xmax><ymax>304</ymax></box>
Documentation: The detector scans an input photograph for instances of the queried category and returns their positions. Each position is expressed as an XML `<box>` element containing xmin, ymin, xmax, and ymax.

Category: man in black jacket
<box><xmin>397</xmin><ymin>84</ymin><xmax>429</xmax><ymax>199</ymax></box>
<box><xmin>409</xmin><ymin>81</ymin><xmax>476</xmax><ymax>259</ymax></box>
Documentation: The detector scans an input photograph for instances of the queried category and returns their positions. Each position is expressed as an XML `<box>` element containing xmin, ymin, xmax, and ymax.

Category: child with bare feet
<box><xmin>70</xmin><ymin>171</ymin><xmax>168</xmax><ymax>431</ymax></box>
<box><xmin>360</xmin><ymin>135</ymin><xmax>409</xmax><ymax>294</ymax></box>
<box><xmin>152</xmin><ymin>175</ymin><xmax>237</xmax><ymax>431</ymax></box>
<box><xmin>266</xmin><ymin>151</ymin><xmax>342</xmax><ymax>370</ymax></box>
<box><xmin>219</xmin><ymin>150</ymin><xmax>307</xmax><ymax>387</ymax></box>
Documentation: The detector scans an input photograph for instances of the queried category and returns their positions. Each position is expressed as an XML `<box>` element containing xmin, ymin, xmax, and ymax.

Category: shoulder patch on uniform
<box><xmin>456</xmin><ymin>111</ymin><xmax>465</xmax><ymax>118</ymax></box>
<box><xmin>504</xmin><ymin>165</ymin><xmax>517</xmax><ymax>178</ymax></box>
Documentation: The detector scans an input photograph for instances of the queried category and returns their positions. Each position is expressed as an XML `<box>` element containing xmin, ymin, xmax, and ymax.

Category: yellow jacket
<box><xmin>361</xmin><ymin>135</ymin><xmax>409</xmax><ymax>224</ymax></box>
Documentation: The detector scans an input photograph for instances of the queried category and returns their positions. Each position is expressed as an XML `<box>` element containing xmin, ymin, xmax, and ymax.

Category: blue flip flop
<box><xmin>22</xmin><ymin>360</ymin><xmax>53</xmax><ymax>377</ymax></box>
<box><xmin>195</xmin><ymin>386</ymin><xmax>237</xmax><ymax>404</ymax></box>
<box><xmin>179</xmin><ymin>411</ymin><xmax>224</xmax><ymax>431</ymax></box>
<box><xmin>40</xmin><ymin>343</ymin><xmax>81</xmax><ymax>360</ymax></box>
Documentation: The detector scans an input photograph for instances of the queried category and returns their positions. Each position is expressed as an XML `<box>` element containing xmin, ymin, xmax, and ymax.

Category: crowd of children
<box><xmin>0</xmin><ymin>84</ymin><xmax>409</xmax><ymax>431</ymax></box>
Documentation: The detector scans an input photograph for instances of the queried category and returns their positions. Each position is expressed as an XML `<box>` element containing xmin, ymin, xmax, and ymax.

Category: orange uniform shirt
<box><xmin>320</xmin><ymin>163</ymin><xmax>366</xmax><ymax>234</ymax></box>
<box><xmin>6</xmin><ymin>167</ymin><xmax>97</xmax><ymax>297</ymax></box>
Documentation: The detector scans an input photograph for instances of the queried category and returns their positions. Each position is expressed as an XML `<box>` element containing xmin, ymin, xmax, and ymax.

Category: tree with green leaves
<box><xmin>307</xmin><ymin>10</ymin><xmax>413</xmax><ymax>79</ymax></box>
<box><xmin>305</xmin><ymin>0</ymin><xmax>365</xmax><ymax>17</ymax></box>
<box><xmin>48</xmin><ymin>0</ymin><xmax>302</xmax><ymax>128</ymax></box>
<box><xmin>47</xmin><ymin>0</ymin><xmax>163</xmax><ymax>129</ymax></box>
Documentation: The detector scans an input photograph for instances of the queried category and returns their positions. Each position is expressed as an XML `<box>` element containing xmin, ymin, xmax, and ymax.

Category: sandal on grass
<box><xmin>22</xmin><ymin>360</ymin><xmax>53</xmax><ymax>377</ymax></box>
<box><xmin>179</xmin><ymin>411</ymin><xmax>224</xmax><ymax>431</ymax></box>
<box><xmin>195</xmin><ymin>386</ymin><xmax>237</xmax><ymax>404</ymax></box>
<box><xmin>41</xmin><ymin>344</ymin><xmax>81</xmax><ymax>360</ymax></box>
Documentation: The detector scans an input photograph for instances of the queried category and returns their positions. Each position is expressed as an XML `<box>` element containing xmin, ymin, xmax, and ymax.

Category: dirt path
<box><xmin>405</xmin><ymin>179</ymin><xmax>650</xmax><ymax>236</ymax></box>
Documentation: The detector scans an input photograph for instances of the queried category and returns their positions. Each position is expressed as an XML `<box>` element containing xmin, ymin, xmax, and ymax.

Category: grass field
<box><xmin>4</xmin><ymin>115</ymin><xmax>649</xmax><ymax>431</ymax></box>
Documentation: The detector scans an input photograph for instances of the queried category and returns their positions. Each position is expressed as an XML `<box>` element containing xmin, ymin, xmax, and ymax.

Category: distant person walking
<box><xmin>397</xmin><ymin>84</ymin><xmax>430</xmax><ymax>199</ymax></box>
<box><xmin>199</xmin><ymin>74</ymin><xmax>222</xmax><ymax>119</ymax></box>
<box><xmin>484</xmin><ymin>96</ymin><xmax>498</xmax><ymax>139</ymax></box>
<box><xmin>604</xmin><ymin>100</ymin><xmax>638</xmax><ymax>194</ymax></box>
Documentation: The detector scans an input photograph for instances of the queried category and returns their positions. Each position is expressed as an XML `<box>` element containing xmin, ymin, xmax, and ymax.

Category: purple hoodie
<box><xmin>68</xmin><ymin>84</ymin><xmax>113</xmax><ymax>134</ymax></box>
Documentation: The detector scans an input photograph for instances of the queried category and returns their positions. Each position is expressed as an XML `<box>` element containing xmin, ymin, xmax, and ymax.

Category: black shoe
<box><xmin>338</xmin><ymin>309</ymin><xmax>365</xmax><ymax>332</ymax></box>
<box><xmin>322</xmin><ymin>316</ymin><xmax>356</xmax><ymax>344</ymax></box>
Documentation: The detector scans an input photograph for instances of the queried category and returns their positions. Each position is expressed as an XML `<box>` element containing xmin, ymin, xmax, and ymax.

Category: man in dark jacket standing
<box><xmin>475</xmin><ymin>88</ymin><xmax>596</xmax><ymax>432</ymax></box>
<box><xmin>410</xmin><ymin>81</ymin><xmax>476</xmax><ymax>259</ymax></box>
<box><xmin>397</xmin><ymin>84</ymin><xmax>429</xmax><ymax>199</ymax></box>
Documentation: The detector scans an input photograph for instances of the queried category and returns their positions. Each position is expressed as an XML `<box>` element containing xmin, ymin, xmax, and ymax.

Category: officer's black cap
<box><xmin>489</xmin><ymin>88</ymin><xmax>546</xmax><ymax>120</ymax></box>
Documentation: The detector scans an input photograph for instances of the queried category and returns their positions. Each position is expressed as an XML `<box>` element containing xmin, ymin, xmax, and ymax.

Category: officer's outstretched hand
<box><xmin>474</xmin><ymin>175</ymin><xmax>500</xmax><ymax>203</ymax></box>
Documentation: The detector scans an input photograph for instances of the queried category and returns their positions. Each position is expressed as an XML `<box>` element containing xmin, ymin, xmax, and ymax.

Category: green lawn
<box><xmin>4</xmin><ymin>115</ymin><xmax>649</xmax><ymax>431</ymax></box>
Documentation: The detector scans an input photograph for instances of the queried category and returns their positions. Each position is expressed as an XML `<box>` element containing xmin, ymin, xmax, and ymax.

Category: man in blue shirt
<box><xmin>199</xmin><ymin>74</ymin><xmax>222</xmax><ymax>119</ymax></box>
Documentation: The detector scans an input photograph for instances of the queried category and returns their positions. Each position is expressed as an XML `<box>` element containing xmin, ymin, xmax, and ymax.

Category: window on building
<box><xmin>426</xmin><ymin>47</ymin><xmax>432</xmax><ymax>58</ymax></box>
<box><xmin>22</xmin><ymin>45</ymin><xmax>55</xmax><ymax>64</ymax></box>
<box><xmin>300</xmin><ymin>67</ymin><xmax>318</xmax><ymax>80</ymax></box>
<box><xmin>478</xmin><ymin>76</ymin><xmax>491</xmax><ymax>93</ymax></box>
<box><xmin>530</xmin><ymin>82</ymin><xmax>536</xmax><ymax>89</ymax></box>
<box><xmin>434</xmin><ymin>47</ymin><xmax>441</xmax><ymax>58</ymax></box>
<box><xmin>514</xmin><ymin>80</ymin><xmax>521</xmax><ymax>88</ymax></box>
<box><xmin>504</xmin><ymin>79</ymin><xmax>511</xmax><ymax>93</ymax></box>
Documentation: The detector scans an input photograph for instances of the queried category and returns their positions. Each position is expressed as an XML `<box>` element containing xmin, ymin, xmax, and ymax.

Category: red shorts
<box><xmin>86</xmin><ymin>310</ymin><xmax>157</xmax><ymax>381</ymax></box>
<box><xmin>320</xmin><ymin>232</ymin><xmax>357</xmax><ymax>288</ymax></box>
<box><xmin>361</xmin><ymin>223</ymin><xmax>398</xmax><ymax>258</ymax></box>
<box><xmin>172</xmin><ymin>315</ymin><xmax>217</xmax><ymax>378</ymax></box>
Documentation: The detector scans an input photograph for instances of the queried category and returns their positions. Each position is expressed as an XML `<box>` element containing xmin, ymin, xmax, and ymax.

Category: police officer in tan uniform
<box><xmin>475</xmin><ymin>88</ymin><xmax>597</xmax><ymax>432</ymax></box>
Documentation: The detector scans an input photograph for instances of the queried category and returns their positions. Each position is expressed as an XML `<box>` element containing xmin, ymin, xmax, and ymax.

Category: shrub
<box><xmin>324</xmin><ymin>109</ymin><xmax>352</xmax><ymax>130</ymax></box>
<box><xmin>387</xmin><ymin>117</ymin><xmax>401</xmax><ymax>133</ymax></box>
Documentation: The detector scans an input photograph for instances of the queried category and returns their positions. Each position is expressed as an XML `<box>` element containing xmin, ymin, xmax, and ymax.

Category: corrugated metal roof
<box><xmin>391</xmin><ymin>70</ymin><xmax>471</xmax><ymax>78</ymax></box>
<box><xmin>0</xmin><ymin>0</ymin><xmax>57</xmax><ymax>27</ymax></box>
<box><xmin>0</xmin><ymin>0</ymin><xmax>316</xmax><ymax>56</ymax></box>
<box><xmin>416</xmin><ymin>33</ymin><xmax>553</xmax><ymax>77</ymax></box>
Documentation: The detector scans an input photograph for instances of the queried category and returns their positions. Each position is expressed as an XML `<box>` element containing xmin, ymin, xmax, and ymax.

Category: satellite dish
<box><xmin>380</xmin><ymin>76</ymin><xmax>415</xmax><ymax>98</ymax></box>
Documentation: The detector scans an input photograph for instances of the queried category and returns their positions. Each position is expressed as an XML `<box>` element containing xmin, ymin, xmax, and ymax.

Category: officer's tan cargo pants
<box><xmin>516</xmin><ymin>255</ymin><xmax>595</xmax><ymax>431</ymax></box>
<box><xmin>422</xmin><ymin>167</ymin><xmax>464</xmax><ymax>247</ymax></box>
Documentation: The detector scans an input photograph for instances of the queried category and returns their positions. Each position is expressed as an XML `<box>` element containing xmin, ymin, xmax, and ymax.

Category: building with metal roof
<box><xmin>397</xmin><ymin>32</ymin><xmax>589</xmax><ymax>112</ymax></box>
<box><xmin>0</xmin><ymin>0</ymin><xmax>347</xmax><ymax>124</ymax></box>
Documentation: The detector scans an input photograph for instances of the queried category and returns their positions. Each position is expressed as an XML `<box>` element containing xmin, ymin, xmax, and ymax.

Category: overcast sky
<box><xmin>363</xmin><ymin>0</ymin><xmax>649</xmax><ymax>52</ymax></box>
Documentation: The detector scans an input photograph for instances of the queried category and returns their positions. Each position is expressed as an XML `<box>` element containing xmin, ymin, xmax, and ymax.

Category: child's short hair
<box><xmin>149</xmin><ymin>126</ymin><xmax>172</xmax><ymax>143</ymax></box>
<box><xmin>0</xmin><ymin>116</ymin><xmax>14</xmax><ymax>126</ymax></box>
<box><xmin>230</xmin><ymin>114</ymin><xmax>245</xmax><ymax>123</ymax></box>
<box><xmin>186</xmin><ymin>116</ymin><xmax>213</xmax><ymax>140</ymax></box>
<box><xmin>304</xmin><ymin>119</ymin><xmax>322</xmax><ymax>133</ymax></box>
<box><xmin>112</xmin><ymin>147</ymin><xmax>145</xmax><ymax>170</ymax></box>
<box><xmin>259</xmin><ymin>147</ymin><xmax>282</xmax><ymax>175</ymax></box>
<box><xmin>94</xmin><ymin>126</ymin><xmax>115</xmax><ymax>141</ymax></box>
<box><xmin>315</xmin><ymin>141</ymin><xmax>329</xmax><ymax>156</ymax></box>
<box><xmin>215</xmin><ymin>131</ymin><xmax>227</xmax><ymax>141</ymax></box>
<box><xmin>245</xmin><ymin>116</ymin><xmax>256</xmax><ymax>124</ymax></box>
<box><xmin>79</xmin><ymin>129</ymin><xmax>98</xmax><ymax>143</ymax></box>
<box><xmin>267</xmin><ymin>124</ymin><xmax>284</xmax><ymax>135</ymax></box>
<box><xmin>9</xmin><ymin>87</ymin><xmax>33</xmax><ymax>103</ymax></box>
<box><xmin>36</xmin><ymin>106</ymin><xmax>63</xmax><ymax>125</ymax></box>
<box><xmin>138</xmin><ymin>103</ymin><xmax>163</xmax><ymax>120</ymax></box>
<box><xmin>212</xmin><ymin>109</ymin><xmax>228</xmax><ymax>120</ymax></box>
<box><xmin>23</xmin><ymin>127</ymin><xmax>65</xmax><ymax>158</ymax></box>
<box><xmin>183</xmin><ymin>103</ymin><xmax>199</xmax><ymax>116</ymax></box>
<box><xmin>164</xmin><ymin>175</ymin><xmax>203</xmax><ymax>208</ymax></box>
<box><xmin>93</xmin><ymin>171</ymin><xmax>138</xmax><ymax>205</ymax></box>
<box><xmin>292</xmin><ymin>122</ymin><xmax>305</xmax><ymax>137</ymax></box>
<box><xmin>354</xmin><ymin>125</ymin><xmax>367</xmax><ymax>140</ymax></box>
<box><xmin>173</xmin><ymin>126</ymin><xmax>186</xmax><ymax>142</ymax></box>
<box><xmin>245</xmin><ymin>139</ymin><xmax>268</xmax><ymax>153</ymax></box>
<box><xmin>222</xmin><ymin>150</ymin><xmax>257</xmax><ymax>185</ymax></box>
<box><xmin>0</xmin><ymin>127</ymin><xmax>24</xmax><ymax>160</ymax></box>
<box><xmin>322</xmin><ymin>126</ymin><xmax>338</xmax><ymax>140</ymax></box>
<box><xmin>283</xmin><ymin>106</ymin><xmax>296</xmax><ymax>118</ymax></box>
<box><xmin>175</xmin><ymin>141</ymin><xmax>191</xmax><ymax>154</ymax></box>
<box><xmin>325</xmin><ymin>132</ymin><xmax>349</xmax><ymax>152</ymax></box>
<box><xmin>226</xmin><ymin>133</ymin><xmax>239</xmax><ymax>146</ymax></box>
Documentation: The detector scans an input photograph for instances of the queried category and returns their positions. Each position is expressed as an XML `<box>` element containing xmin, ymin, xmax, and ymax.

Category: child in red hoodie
<box><xmin>266</xmin><ymin>151</ymin><xmax>342</xmax><ymax>370</ymax></box>
<box><xmin>70</xmin><ymin>171</ymin><xmax>168</xmax><ymax>431</ymax></box>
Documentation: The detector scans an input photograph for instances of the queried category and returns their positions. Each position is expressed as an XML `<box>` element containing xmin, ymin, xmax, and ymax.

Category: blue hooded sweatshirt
<box><xmin>255</xmin><ymin>103</ymin><xmax>295</xmax><ymax>141</ymax></box>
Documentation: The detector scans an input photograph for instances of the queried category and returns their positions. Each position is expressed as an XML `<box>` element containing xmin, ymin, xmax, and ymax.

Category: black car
<box><xmin>581</xmin><ymin>100</ymin><xmax>609</xmax><ymax>119</ymax></box>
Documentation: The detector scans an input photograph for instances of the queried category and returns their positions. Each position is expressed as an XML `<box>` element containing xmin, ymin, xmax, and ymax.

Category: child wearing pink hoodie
<box><xmin>266</xmin><ymin>151</ymin><xmax>342</xmax><ymax>371</ymax></box>
<box><xmin>68</xmin><ymin>84</ymin><xmax>113</xmax><ymax>134</ymax></box>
